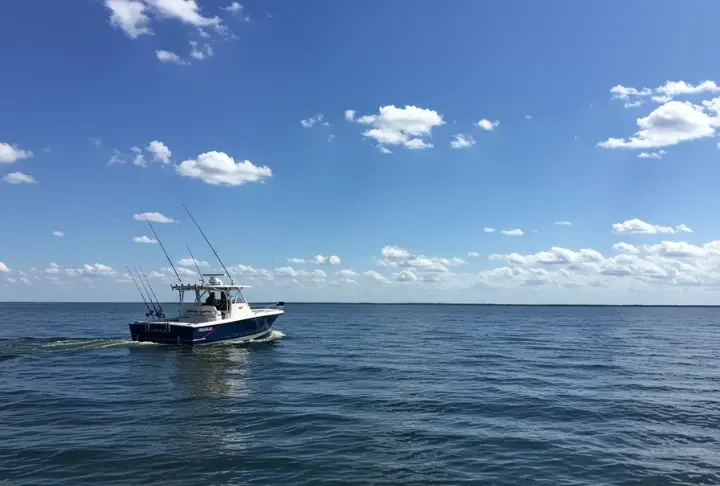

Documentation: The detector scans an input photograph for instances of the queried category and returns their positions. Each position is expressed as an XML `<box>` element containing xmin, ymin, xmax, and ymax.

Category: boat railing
<box><xmin>260</xmin><ymin>301</ymin><xmax>285</xmax><ymax>311</ymax></box>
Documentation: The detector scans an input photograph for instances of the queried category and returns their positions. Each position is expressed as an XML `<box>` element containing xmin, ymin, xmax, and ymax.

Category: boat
<box><xmin>126</xmin><ymin>205</ymin><xmax>285</xmax><ymax>345</ymax></box>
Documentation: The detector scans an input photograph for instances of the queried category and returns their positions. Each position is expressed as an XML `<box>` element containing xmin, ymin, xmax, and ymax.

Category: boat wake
<box><xmin>0</xmin><ymin>330</ymin><xmax>286</xmax><ymax>362</ymax></box>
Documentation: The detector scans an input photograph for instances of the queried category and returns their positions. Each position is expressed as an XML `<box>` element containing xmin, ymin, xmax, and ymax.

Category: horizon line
<box><xmin>1</xmin><ymin>301</ymin><xmax>720</xmax><ymax>307</ymax></box>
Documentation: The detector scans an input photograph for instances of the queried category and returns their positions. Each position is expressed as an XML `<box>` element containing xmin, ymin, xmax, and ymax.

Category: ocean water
<box><xmin>0</xmin><ymin>303</ymin><xmax>719</xmax><ymax>485</ymax></box>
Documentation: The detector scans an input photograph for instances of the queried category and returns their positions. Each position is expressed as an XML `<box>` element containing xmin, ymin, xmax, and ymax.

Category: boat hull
<box><xmin>129</xmin><ymin>313</ymin><xmax>280</xmax><ymax>345</ymax></box>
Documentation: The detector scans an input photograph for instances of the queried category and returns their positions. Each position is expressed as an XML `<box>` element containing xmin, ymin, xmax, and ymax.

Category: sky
<box><xmin>3</xmin><ymin>0</ymin><xmax>720</xmax><ymax>304</ymax></box>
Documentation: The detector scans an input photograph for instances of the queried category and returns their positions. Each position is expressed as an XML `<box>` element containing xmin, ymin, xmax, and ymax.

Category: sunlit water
<box><xmin>1</xmin><ymin>303</ymin><xmax>719</xmax><ymax>485</ymax></box>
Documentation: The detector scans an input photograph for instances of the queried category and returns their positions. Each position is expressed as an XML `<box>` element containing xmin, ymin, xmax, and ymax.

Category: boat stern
<box><xmin>129</xmin><ymin>321</ymin><xmax>195</xmax><ymax>345</ymax></box>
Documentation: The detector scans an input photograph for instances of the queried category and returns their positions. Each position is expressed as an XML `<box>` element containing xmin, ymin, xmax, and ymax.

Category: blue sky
<box><xmin>3</xmin><ymin>0</ymin><xmax>720</xmax><ymax>303</ymax></box>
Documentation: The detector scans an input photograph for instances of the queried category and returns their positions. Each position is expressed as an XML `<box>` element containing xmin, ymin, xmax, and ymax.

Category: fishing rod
<box><xmin>185</xmin><ymin>242</ymin><xmax>205</xmax><ymax>284</ymax></box>
<box><xmin>127</xmin><ymin>265</ymin><xmax>154</xmax><ymax>318</ymax></box>
<box><xmin>137</xmin><ymin>265</ymin><xmax>165</xmax><ymax>319</ymax></box>
<box><xmin>133</xmin><ymin>266</ymin><xmax>160</xmax><ymax>317</ymax></box>
<box><xmin>143</xmin><ymin>211</ymin><xmax>182</xmax><ymax>284</ymax></box>
<box><xmin>182</xmin><ymin>204</ymin><xmax>233</xmax><ymax>284</ymax></box>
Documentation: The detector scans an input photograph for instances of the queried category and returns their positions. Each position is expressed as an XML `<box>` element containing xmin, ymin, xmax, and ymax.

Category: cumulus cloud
<box><xmin>301</xmin><ymin>114</ymin><xmax>324</xmax><ymax>128</ymax></box>
<box><xmin>134</xmin><ymin>212</ymin><xmax>175</xmax><ymax>223</ymax></box>
<box><xmin>364</xmin><ymin>270</ymin><xmax>391</xmax><ymax>284</ymax></box>
<box><xmin>156</xmin><ymin>49</ymin><xmax>188</xmax><ymax>64</ymax></box>
<box><xmin>611</xmin><ymin>80</ymin><xmax>720</xmax><ymax>106</ymax></box>
<box><xmin>599</xmin><ymin>100</ymin><xmax>718</xmax><ymax>149</ymax></box>
<box><xmin>0</xmin><ymin>262</ymin><xmax>9</xmax><ymax>272</ymax></box>
<box><xmin>476</xmin><ymin>119</ymin><xmax>499</xmax><ymax>131</ymax></box>
<box><xmin>178</xmin><ymin>258</ymin><xmax>208</xmax><ymax>267</ymax></box>
<box><xmin>3</xmin><ymin>172</ymin><xmax>36</xmax><ymax>184</ymax></box>
<box><xmin>484</xmin><ymin>227</ymin><xmax>495</xmax><ymax>233</ymax></box>
<box><xmin>146</xmin><ymin>140</ymin><xmax>171</xmax><ymax>163</ymax></box>
<box><xmin>344</xmin><ymin>109</ymin><xmax>356</xmax><ymax>122</ymax></box>
<box><xmin>501</xmin><ymin>229</ymin><xmax>524</xmax><ymax>236</ymax></box>
<box><xmin>176</xmin><ymin>151</ymin><xmax>272</xmax><ymax>186</ymax></box>
<box><xmin>467</xmin><ymin>252</ymin><xmax>480</xmax><ymax>257</ymax></box>
<box><xmin>554</xmin><ymin>221</ymin><xmax>572</xmax><ymax>226</ymax></box>
<box><xmin>223</xmin><ymin>2</ymin><xmax>242</xmax><ymax>13</ymax></box>
<box><xmin>314</xmin><ymin>255</ymin><xmax>341</xmax><ymax>265</ymax></box>
<box><xmin>105</xmin><ymin>0</ymin><xmax>153</xmax><ymax>39</ymax></box>
<box><xmin>378</xmin><ymin>245</ymin><xmax>465</xmax><ymax>275</ymax></box>
<box><xmin>52</xmin><ymin>231</ymin><xmax>64</xmax><ymax>237</ymax></box>
<box><xmin>612</xmin><ymin>219</ymin><xmax>691</xmax><ymax>235</ymax></box>
<box><xmin>450</xmin><ymin>133</ymin><xmax>475</xmax><ymax>149</ymax></box>
<box><xmin>637</xmin><ymin>150</ymin><xmax>667</xmax><ymax>159</ymax></box>
<box><xmin>133</xmin><ymin>235</ymin><xmax>158</xmax><ymax>244</ymax></box>
<box><xmin>353</xmin><ymin>105</ymin><xmax>445</xmax><ymax>151</ymax></box>
<box><xmin>189</xmin><ymin>41</ymin><xmax>213</xmax><ymax>60</ymax></box>
<box><xmin>0</xmin><ymin>143</ymin><xmax>33</xmax><ymax>164</ymax></box>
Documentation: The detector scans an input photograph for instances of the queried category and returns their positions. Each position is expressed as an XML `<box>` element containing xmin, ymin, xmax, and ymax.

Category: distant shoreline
<box><xmin>1</xmin><ymin>301</ymin><xmax>720</xmax><ymax>307</ymax></box>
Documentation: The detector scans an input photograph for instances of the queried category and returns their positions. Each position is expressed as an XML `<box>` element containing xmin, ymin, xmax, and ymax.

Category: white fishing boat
<box><xmin>127</xmin><ymin>205</ymin><xmax>285</xmax><ymax>345</ymax></box>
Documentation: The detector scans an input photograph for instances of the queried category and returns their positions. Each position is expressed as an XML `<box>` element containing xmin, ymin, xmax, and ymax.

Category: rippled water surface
<box><xmin>1</xmin><ymin>303</ymin><xmax>719</xmax><ymax>485</ymax></box>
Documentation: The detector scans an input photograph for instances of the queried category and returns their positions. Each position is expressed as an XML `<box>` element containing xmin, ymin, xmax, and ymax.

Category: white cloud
<box><xmin>476</xmin><ymin>119</ymin><xmax>499</xmax><ymax>131</ymax></box>
<box><xmin>20</xmin><ymin>277</ymin><xmax>31</xmax><ymax>285</ymax></box>
<box><xmin>105</xmin><ymin>0</ymin><xmax>153</xmax><ymax>39</ymax></box>
<box><xmin>178</xmin><ymin>257</ymin><xmax>208</xmax><ymax>267</ymax></box>
<box><xmin>222</xmin><ymin>2</ymin><xmax>242</xmax><ymax>13</ymax></box>
<box><xmin>554</xmin><ymin>221</ymin><xmax>572</xmax><ymax>226</ymax></box>
<box><xmin>450</xmin><ymin>133</ymin><xmax>475</xmax><ymax>149</ymax></box>
<box><xmin>484</xmin><ymin>227</ymin><xmax>495</xmax><ymax>233</ymax></box>
<box><xmin>176</xmin><ymin>151</ymin><xmax>272</xmax><ymax>186</ymax></box>
<box><xmin>637</xmin><ymin>150</ymin><xmax>667</xmax><ymax>159</ymax></box>
<box><xmin>524</xmin><ymin>114</ymin><xmax>532</xmax><ymax>120</ymax></box>
<box><xmin>676</xmin><ymin>224</ymin><xmax>693</xmax><ymax>233</ymax></box>
<box><xmin>287</xmin><ymin>257</ymin><xmax>307</xmax><ymax>264</ymax></box>
<box><xmin>314</xmin><ymin>255</ymin><xmax>341</xmax><ymax>265</ymax></box>
<box><xmin>599</xmin><ymin>100</ymin><xmax>718</xmax><ymax>149</ymax></box>
<box><xmin>156</xmin><ymin>49</ymin><xmax>188</xmax><ymax>65</ymax></box>
<box><xmin>301</xmin><ymin>114</ymin><xmax>324</xmax><ymax>128</ymax></box>
<box><xmin>6</xmin><ymin>277</ymin><xmax>16</xmax><ymax>284</ymax></box>
<box><xmin>134</xmin><ymin>211</ymin><xmax>175</xmax><ymax>223</ymax></box>
<box><xmin>613</xmin><ymin>242</ymin><xmax>640</xmax><ymax>254</ymax></box>
<box><xmin>133</xmin><ymin>235</ymin><xmax>158</xmax><ymax>244</ymax></box>
<box><xmin>3</xmin><ymin>172</ymin><xmax>36</xmax><ymax>184</ymax></box>
<box><xmin>79</xmin><ymin>263</ymin><xmax>116</xmax><ymax>277</ymax></box>
<box><xmin>467</xmin><ymin>252</ymin><xmax>480</xmax><ymax>257</ymax></box>
<box><xmin>146</xmin><ymin>140</ymin><xmax>172</xmax><ymax>163</ymax></box>
<box><xmin>612</xmin><ymin>219</ymin><xmax>691</xmax><ymax>235</ymax></box>
<box><xmin>354</xmin><ymin>105</ymin><xmax>445</xmax><ymax>151</ymax></box>
<box><xmin>336</xmin><ymin>269</ymin><xmax>359</xmax><ymax>278</ymax></box>
<box><xmin>0</xmin><ymin>143</ymin><xmax>33</xmax><ymax>164</ymax></box>
<box><xmin>344</xmin><ymin>109</ymin><xmax>356</xmax><ymax>122</ymax></box>
<box><xmin>379</xmin><ymin>245</ymin><xmax>465</xmax><ymax>275</ymax></box>
<box><xmin>189</xmin><ymin>41</ymin><xmax>213</xmax><ymax>60</ymax></box>
<box><xmin>395</xmin><ymin>270</ymin><xmax>418</xmax><ymax>282</ymax></box>
<box><xmin>52</xmin><ymin>231</ymin><xmax>64</xmax><ymax>237</ymax></box>
<box><xmin>0</xmin><ymin>262</ymin><xmax>9</xmax><ymax>272</ymax></box>
<box><xmin>144</xmin><ymin>0</ymin><xmax>220</xmax><ymax>27</ymax></box>
<box><xmin>364</xmin><ymin>270</ymin><xmax>391</xmax><ymax>284</ymax></box>
<box><xmin>612</xmin><ymin>80</ymin><xmax>720</xmax><ymax>106</ymax></box>
<box><xmin>501</xmin><ymin>229</ymin><xmax>524</xmax><ymax>236</ymax></box>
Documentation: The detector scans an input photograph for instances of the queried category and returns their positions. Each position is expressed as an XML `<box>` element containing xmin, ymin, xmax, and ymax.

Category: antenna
<box><xmin>143</xmin><ymin>211</ymin><xmax>182</xmax><ymax>284</ymax></box>
<box><xmin>127</xmin><ymin>265</ymin><xmax>154</xmax><ymax>318</ymax></box>
<box><xmin>182</xmin><ymin>204</ymin><xmax>233</xmax><ymax>284</ymax></box>
<box><xmin>137</xmin><ymin>265</ymin><xmax>164</xmax><ymax>319</ymax></box>
<box><xmin>185</xmin><ymin>242</ymin><xmax>205</xmax><ymax>284</ymax></box>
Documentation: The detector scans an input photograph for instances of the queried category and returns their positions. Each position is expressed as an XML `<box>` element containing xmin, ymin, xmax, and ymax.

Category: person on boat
<box><xmin>217</xmin><ymin>292</ymin><xmax>228</xmax><ymax>311</ymax></box>
<box><xmin>204</xmin><ymin>291</ymin><xmax>217</xmax><ymax>307</ymax></box>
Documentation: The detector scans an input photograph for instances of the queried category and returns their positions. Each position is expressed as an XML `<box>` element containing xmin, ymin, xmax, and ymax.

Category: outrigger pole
<box><xmin>132</xmin><ymin>266</ymin><xmax>160</xmax><ymax>318</ymax></box>
<box><xmin>143</xmin><ymin>211</ymin><xmax>182</xmax><ymax>284</ymax></box>
<box><xmin>137</xmin><ymin>265</ymin><xmax>165</xmax><ymax>319</ymax></box>
<box><xmin>185</xmin><ymin>242</ymin><xmax>205</xmax><ymax>284</ymax></box>
<box><xmin>127</xmin><ymin>265</ymin><xmax>154</xmax><ymax>318</ymax></box>
<box><xmin>182</xmin><ymin>204</ymin><xmax>234</xmax><ymax>284</ymax></box>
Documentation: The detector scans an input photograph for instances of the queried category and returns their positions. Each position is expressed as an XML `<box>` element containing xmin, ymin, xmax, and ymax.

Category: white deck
<box><xmin>136</xmin><ymin>307</ymin><xmax>283</xmax><ymax>327</ymax></box>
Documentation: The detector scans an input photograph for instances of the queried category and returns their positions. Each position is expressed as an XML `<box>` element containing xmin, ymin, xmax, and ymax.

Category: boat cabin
<box><xmin>171</xmin><ymin>276</ymin><xmax>254</xmax><ymax>324</ymax></box>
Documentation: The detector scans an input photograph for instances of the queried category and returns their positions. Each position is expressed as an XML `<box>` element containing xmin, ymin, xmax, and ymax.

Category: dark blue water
<box><xmin>1</xmin><ymin>303</ymin><xmax>719</xmax><ymax>485</ymax></box>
